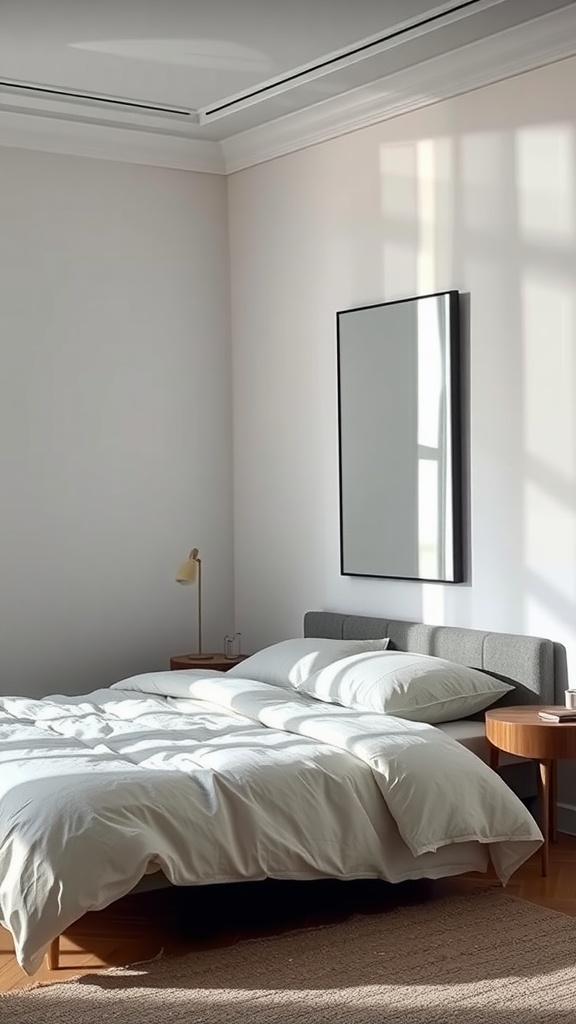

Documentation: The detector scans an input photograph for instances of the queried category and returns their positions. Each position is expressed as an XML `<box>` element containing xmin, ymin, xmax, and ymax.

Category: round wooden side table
<box><xmin>485</xmin><ymin>705</ymin><xmax>576</xmax><ymax>876</ymax></box>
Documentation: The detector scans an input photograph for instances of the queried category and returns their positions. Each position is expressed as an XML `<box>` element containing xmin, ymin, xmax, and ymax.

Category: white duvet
<box><xmin>0</xmin><ymin>670</ymin><xmax>542</xmax><ymax>974</ymax></box>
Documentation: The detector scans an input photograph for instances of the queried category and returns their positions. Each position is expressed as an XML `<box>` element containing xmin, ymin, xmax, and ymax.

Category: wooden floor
<box><xmin>2</xmin><ymin>833</ymin><xmax>576</xmax><ymax>993</ymax></box>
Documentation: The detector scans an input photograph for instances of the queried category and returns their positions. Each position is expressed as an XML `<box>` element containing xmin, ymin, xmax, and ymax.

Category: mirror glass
<box><xmin>337</xmin><ymin>291</ymin><xmax>463</xmax><ymax>583</ymax></box>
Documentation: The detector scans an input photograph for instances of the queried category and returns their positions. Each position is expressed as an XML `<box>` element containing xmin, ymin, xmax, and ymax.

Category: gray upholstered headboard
<box><xmin>304</xmin><ymin>611</ymin><xmax>568</xmax><ymax>705</ymax></box>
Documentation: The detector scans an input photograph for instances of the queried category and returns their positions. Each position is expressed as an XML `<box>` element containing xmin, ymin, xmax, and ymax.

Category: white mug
<box><xmin>565</xmin><ymin>690</ymin><xmax>576</xmax><ymax>709</ymax></box>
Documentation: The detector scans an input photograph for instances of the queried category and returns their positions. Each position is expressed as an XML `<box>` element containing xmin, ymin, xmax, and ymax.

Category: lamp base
<box><xmin>182</xmin><ymin>652</ymin><xmax>213</xmax><ymax>661</ymax></box>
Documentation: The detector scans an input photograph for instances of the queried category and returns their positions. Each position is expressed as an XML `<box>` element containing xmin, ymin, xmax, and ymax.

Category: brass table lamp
<box><xmin>175</xmin><ymin>547</ymin><xmax>211</xmax><ymax>659</ymax></box>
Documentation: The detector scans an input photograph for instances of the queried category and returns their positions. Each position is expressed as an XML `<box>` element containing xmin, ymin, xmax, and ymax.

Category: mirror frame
<box><xmin>337</xmin><ymin>290</ymin><xmax>463</xmax><ymax>584</ymax></box>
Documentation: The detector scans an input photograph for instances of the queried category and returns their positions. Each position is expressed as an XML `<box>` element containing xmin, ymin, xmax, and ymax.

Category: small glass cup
<box><xmin>224</xmin><ymin>633</ymin><xmax>242</xmax><ymax>659</ymax></box>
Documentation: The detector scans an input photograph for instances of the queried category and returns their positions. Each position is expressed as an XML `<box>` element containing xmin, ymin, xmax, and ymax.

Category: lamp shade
<box><xmin>175</xmin><ymin>547</ymin><xmax>200</xmax><ymax>585</ymax></box>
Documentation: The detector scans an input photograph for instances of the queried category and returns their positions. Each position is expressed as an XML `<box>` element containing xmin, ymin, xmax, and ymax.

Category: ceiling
<box><xmin>1</xmin><ymin>0</ymin><xmax>575</xmax><ymax>169</ymax></box>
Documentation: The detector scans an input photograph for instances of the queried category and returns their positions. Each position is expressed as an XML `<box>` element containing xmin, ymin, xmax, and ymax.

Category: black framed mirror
<box><xmin>337</xmin><ymin>290</ymin><xmax>463</xmax><ymax>583</ymax></box>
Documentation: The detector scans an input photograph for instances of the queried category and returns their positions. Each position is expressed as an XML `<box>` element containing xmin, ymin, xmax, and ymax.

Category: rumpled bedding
<box><xmin>0</xmin><ymin>670</ymin><xmax>542</xmax><ymax>973</ymax></box>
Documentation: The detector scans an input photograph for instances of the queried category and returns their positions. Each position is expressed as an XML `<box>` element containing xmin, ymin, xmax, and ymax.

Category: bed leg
<box><xmin>47</xmin><ymin>936</ymin><xmax>60</xmax><ymax>970</ymax></box>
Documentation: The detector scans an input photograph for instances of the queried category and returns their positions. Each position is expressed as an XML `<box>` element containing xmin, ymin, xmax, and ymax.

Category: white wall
<box><xmin>0</xmin><ymin>148</ymin><xmax>233</xmax><ymax>696</ymax></box>
<box><xmin>228</xmin><ymin>56</ymin><xmax>576</xmax><ymax>693</ymax></box>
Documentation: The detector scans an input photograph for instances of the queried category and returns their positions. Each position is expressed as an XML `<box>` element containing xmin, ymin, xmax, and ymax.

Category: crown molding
<box><xmin>1</xmin><ymin>5</ymin><xmax>575</xmax><ymax>176</ymax></box>
<box><xmin>222</xmin><ymin>4</ymin><xmax>576</xmax><ymax>173</ymax></box>
<box><xmin>0</xmin><ymin>108</ymin><xmax>225</xmax><ymax>174</ymax></box>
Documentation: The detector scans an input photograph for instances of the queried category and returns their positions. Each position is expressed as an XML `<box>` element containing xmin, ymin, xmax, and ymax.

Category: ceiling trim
<box><xmin>0</xmin><ymin>5</ymin><xmax>574</xmax><ymax>176</ymax></box>
<box><xmin>222</xmin><ymin>4</ymin><xmax>576</xmax><ymax>173</ymax></box>
<box><xmin>0</xmin><ymin>76</ymin><xmax>197</xmax><ymax>119</ymax></box>
<box><xmin>198</xmin><ymin>0</ymin><xmax>505</xmax><ymax>121</ymax></box>
<box><xmin>0</xmin><ymin>108</ymin><xmax>224</xmax><ymax>174</ymax></box>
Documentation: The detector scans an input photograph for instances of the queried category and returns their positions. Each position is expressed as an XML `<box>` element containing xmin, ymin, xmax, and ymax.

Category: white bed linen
<box><xmin>0</xmin><ymin>671</ymin><xmax>542</xmax><ymax>974</ymax></box>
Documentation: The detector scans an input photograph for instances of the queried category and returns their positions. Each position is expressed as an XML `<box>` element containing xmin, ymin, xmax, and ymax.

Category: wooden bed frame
<box><xmin>44</xmin><ymin>610</ymin><xmax>566</xmax><ymax>969</ymax></box>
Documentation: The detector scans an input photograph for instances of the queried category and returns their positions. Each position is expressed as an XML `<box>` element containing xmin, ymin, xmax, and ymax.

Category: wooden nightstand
<box><xmin>170</xmin><ymin>653</ymin><xmax>248</xmax><ymax>672</ymax></box>
<box><xmin>485</xmin><ymin>705</ymin><xmax>576</xmax><ymax>877</ymax></box>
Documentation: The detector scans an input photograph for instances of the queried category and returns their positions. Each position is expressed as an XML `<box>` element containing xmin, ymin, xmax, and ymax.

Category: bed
<box><xmin>0</xmin><ymin>611</ymin><xmax>564</xmax><ymax>975</ymax></box>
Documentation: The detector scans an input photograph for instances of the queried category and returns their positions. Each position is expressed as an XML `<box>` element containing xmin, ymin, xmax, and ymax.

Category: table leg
<box><xmin>550</xmin><ymin>759</ymin><xmax>558</xmax><ymax>843</ymax></box>
<box><xmin>538</xmin><ymin>759</ymin><xmax>552</xmax><ymax>877</ymax></box>
<box><xmin>488</xmin><ymin>743</ymin><xmax>499</xmax><ymax>771</ymax></box>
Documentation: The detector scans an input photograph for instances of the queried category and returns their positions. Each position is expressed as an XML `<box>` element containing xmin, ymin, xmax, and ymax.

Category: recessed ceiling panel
<box><xmin>0</xmin><ymin>0</ymin><xmax>466</xmax><ymax>108</ymax></box>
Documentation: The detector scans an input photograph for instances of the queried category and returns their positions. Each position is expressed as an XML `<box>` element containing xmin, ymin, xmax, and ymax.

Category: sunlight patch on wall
<box><xmin>459</xmin><ymin>131</ymin><xmax>507</xmax><ymax>233</ymax></box>
<box><xmin>516</xmin><ymin>125</ymin><xmax>575</xmax><ymax>244</ymax></box>
<box><xmin>379</xmin><ymin>142</ymin><xmax>418</xmax><ymax>295</ymax></box>
<box><xmin>379</xmin><ymin>137</ymin><xmax>455</xmax><ymax>297</ymax></box>
<box><xmin>379</xmin><ymin>143</ymin><xmax>417</xmax><ymax>223</ymax></box>
<box><xmin>381</xmin><ymin>239</ymin><xmax>417</xmax><ymax>297</ymax></box>
<box><xmin>415</xmin><ymin>139</ymin><xmax>436</xmax><ymax>294</ymax></box>
<box><xmin>522</xmin><ymin>274</ymin><xmax>575</xmax><ymax>478</ymax></box>
<box><xmin>524</xmin><ymin>480</ymin><xmax>576</xmax><ymax>605</ymax></box>
<box><xmin>524</xmin><ymin>596</ymin><xmax>576</xmax><ymax>683</ymax></box>
<box><xmin>421</xmin><ymin>582</ymin><xmax>445</xmax><ymax>625</ymax></box>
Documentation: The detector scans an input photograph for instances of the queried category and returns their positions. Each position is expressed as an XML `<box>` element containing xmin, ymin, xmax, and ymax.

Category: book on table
<box><xmin>538</xmin><ymin>709</ymin><xmax>576</xmax><ymax>722</ymax></box>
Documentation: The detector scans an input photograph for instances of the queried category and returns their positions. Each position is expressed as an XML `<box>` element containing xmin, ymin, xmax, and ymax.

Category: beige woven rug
<box><xmin>3</xmin><ymin>889</ymin><xmax>576</xmax><ymax>1023</ymax></box>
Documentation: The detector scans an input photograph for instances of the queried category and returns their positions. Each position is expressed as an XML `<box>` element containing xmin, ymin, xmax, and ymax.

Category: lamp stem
<box><xmin>197</xmin><ymin>556</ymin><xmax>202</xmax><ymax>655</ymax></box>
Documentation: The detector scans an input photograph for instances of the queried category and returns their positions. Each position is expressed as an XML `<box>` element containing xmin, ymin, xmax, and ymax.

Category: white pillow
<box><xmin>226</xmin><ymin>637</ymin><xmax>389</xmax><ymax>688</ymax></box>
<box><xmin>297</xmin><ymin>650</ymin><xmax>513</xmax><ymax>723</ymax></box>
